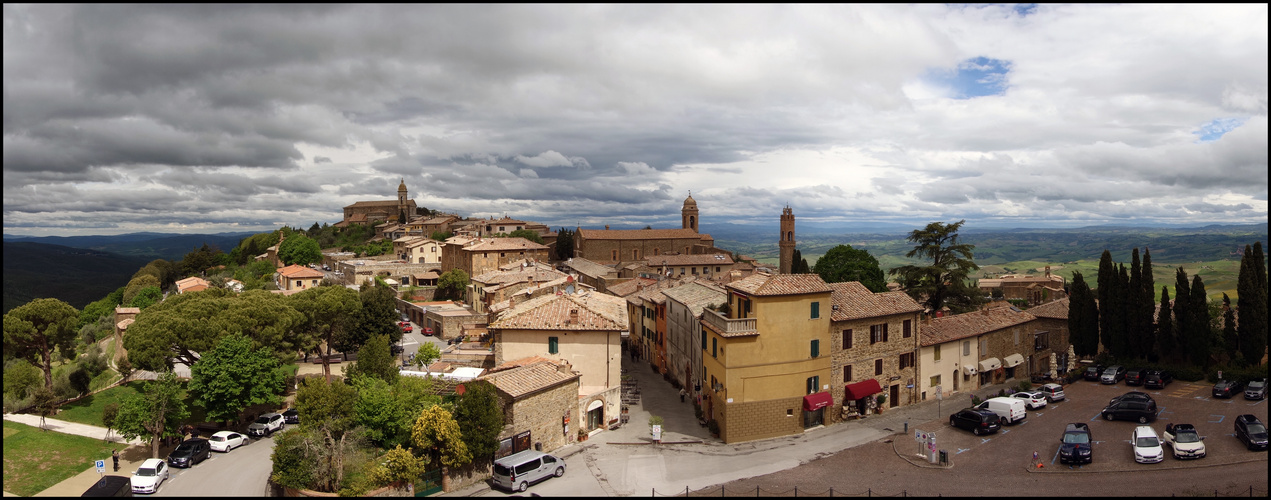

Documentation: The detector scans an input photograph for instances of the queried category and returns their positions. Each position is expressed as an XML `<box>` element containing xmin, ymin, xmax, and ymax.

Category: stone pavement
<box><xmin>443</xmin><ymin>354</ymin><xmax>1020</xmax><ymax>496</ymax></box>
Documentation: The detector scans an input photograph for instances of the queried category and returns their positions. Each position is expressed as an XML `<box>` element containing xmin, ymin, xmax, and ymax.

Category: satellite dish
<box><xmin>565</xmin><ymin>285</ymin><xmax>575</xmax><ymax>294</ymax></box>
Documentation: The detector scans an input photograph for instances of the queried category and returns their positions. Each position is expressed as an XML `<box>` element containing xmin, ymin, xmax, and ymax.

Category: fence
<box><xmin>653</xmin><ymin>485</ymin><xmax>1269</xmax><ymax>497</ymax></box>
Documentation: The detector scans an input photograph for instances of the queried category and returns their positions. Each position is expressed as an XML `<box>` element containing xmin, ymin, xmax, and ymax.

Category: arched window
<box><xmin>786</xmin><ymin>231</ymin><xmax>793</xmax><ymax>241</ymax></box>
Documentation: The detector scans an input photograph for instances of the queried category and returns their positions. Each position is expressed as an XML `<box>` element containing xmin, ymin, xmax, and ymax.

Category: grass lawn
<box><xmin>2</xmin><ymin>420</ymin><xmax>117</xmax><ymax>496</ymax></box>
<box><xmin>54</xmin><ymin>381</ymin><xmax>146</xmax><ymax>428</ymax></box>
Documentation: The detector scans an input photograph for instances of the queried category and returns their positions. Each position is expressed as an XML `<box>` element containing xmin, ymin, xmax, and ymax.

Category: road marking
<box><xmin>1050</xmin><ymin>448</ymin><xmax>1061</xmax><ymax>465</ymax></box>
<box><xmin>1247</xmin><ymin>399</ymin><xmax>1266</xmax><ymax>406</ymax></box>
<box><xmin>1208</xmin><ymin>415</ymin><xmax>1225</xmax><ymax>423</ymax></box>
<box><xmin>1034</xmin><ymin>412</ymin><xmax>1044</xmax><ymax>417</ymax></box>
<box><xmin>957</xmin><ymin>447</ymin><xmax>972</xmax><ymax>455</ymax></box>
<box><xmin>981</xmin><ymin>438</ymin><xmax>992</xmax><ymax>444</ymax></box>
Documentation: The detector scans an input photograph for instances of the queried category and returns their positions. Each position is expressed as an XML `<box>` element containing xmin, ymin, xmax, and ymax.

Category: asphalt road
<box><xmin>152</xmin><ymin>432</ymin><xmax>278</xmax><ymax>497</ymax></box>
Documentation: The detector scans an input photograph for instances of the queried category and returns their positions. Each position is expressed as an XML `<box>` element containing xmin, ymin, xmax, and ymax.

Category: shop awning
<box><xmin>979</xmin><ymin>357</ymin><xmax>1002</xmax><ymax>372</ymax></box>
<box><xmin>803</xmin><ymin>391</ymin><xmax>833</xmax><ymax>411</ymax></box>
<box><xmin>844</xmin><ymin>379</ymin><xmax>883</xmax><ymax>401</ymax></box>
<box><xmin>1003</xmin><ymin>353</ymin><xmax>1025</xmax><ymax>368</ymax></box>
<box><xmin>962</xmin><ymin>364</ymin><xmax>978</xmax><ymax>375</ymax></box>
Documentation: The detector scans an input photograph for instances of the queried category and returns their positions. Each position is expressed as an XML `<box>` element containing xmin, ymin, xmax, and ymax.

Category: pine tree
<box><xmin>1096</xmin><ymin>250</ymin><xmax>1115</xmax><ymax>353</ymax></box>
<box><xmin>1156</xmin><ymin>287</ymin><xmax>1173</xmax><ymax>361</ymax></box>
<box><xmin>1171</xmin><ymin>268</ymin><xmax>1190</xmax><ymax>364</ymax></box>
<box><xmin>1187</xmin><ymin>275</ymin><xmax>1210</xmax><ymax>367</ymax></box>
<box><xmin>1237</xmin><ymin>243</ymin><xmax>1268</xmax><ymax>366</ymax></box>
<box><xmin>1221</xmin><ymin>293</ymin><xmax>1239</xmax><ymax>364</ymax></box>
<box><xmin>1128</xmin><ymin>248</ymin><xmax>1144</xmax><ymax>358</ymax></box>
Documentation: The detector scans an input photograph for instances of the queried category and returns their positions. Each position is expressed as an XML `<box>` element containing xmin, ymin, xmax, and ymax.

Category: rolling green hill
<box><xmin>3</xmin><ymin>242</ymin><xmax>152</xmax><ymax>313</ymax></box>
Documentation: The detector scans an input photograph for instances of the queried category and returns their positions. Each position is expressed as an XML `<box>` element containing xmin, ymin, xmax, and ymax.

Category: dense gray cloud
<box><xmin>3</xmin><ymin>4</ymin><xmax>1266</xmax><ymax>236</ymax></box>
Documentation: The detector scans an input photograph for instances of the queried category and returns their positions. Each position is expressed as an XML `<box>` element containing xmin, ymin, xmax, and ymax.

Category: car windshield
<box><xmin>1247</xmin><ymin>424</ymin><xmax>1267</xmax><ymax>436</ymax></box>
<box><xmin>1063</xmin><ymin>433</ymin><xmax>1089</xmax><ymax>444</ymax></box>
<box><xmin>1136</xmin><ymin>436</ymin><xmax>1159</xmax><ymax>447</ymax></box>
<box><xmin>210</xmin><ymin>435</ymin><xmax>225</xmax><ymax>441</ymax></box>
<box><xmin>254</xmin><ymin>416</ymin><xmax>270</xmax><ymax>424</ymax></box>
<box><xmin>1250</xmin><ymin>381</ymin><xmax>1266</xmax><ymax>389</ymax></box>
<box><xmin>175</xmin><ymin>442</ymin><xmax>195</xmax><ymax>452</ymax></box>
<box><xmin>1175</xmin><ymin>431</ymin><xmax>1200</xmax><ymax>443</ymax></box>
<box><xmin>137</xmin><ymin>467</ymin><xmax>157</xmax><ymax>477</ymax></box>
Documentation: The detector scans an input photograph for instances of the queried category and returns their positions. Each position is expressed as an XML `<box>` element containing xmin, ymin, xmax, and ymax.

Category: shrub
<box><xmin>1016</xmin><ymin>380</ymin><xmax>1033</xmax><ymax>391</ymax></box>
<box><xmin>971</xmin><ymin>394</ymin><xmax>983</xmax><ymax>406</ymax></box>
<box><xmin>706</xmin><ymin>419</ymin><xmax>720</xmax><ymax>436</ymax></box>
<box><xmin>1206</xmin><ymin>364</ymin><xmax>1269</xmax><ymax>384</ymax></box>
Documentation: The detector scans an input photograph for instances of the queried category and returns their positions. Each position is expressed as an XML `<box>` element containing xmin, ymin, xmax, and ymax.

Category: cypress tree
<box><xmin>1172</xmin><ymin>267</ymin><xmax>1191</xmax><ymax>364</ymax></box>
<box><xmin>1109</xmin><ymin>264</ymin><xmax>1130</xmax><ymax>358</ymax></box>
<box><xmin>1157</xmin><ymin>287</ymin><xmax>1173</xmax><ymax>361</ymax></box>
<box><xmin>1221</xmin><ymin>293</ymin><xmax>1239</xmax><ymax>364</ymax></box>
<box><xmin>1141</xmin><ymin>248</ymin><xmax>1156</xmax><ymax>362</ymax></box>
<box><xmin>1187</xmin><ymin>275</ymin><xmax>1211</xmax><ymax>367</ymax></box>
<box><xmin>1096</xmin><ymin>250</ymin><xmax>1115</xmax><ymax>353</ymax></box>
<box><xmin>1237</xmin><ymin>243</ymin><xmax>1268</xmax><ymax>366</ymax></box>
<box><xmin>1068</xmin><ymin>272</ymin><xmax>1100</xmax><ymax>358</ymax></box>
<box><xmin>1129</xmin><ymin>248</ymin><xmax>1144</xmax><ymax>358</ymax></box>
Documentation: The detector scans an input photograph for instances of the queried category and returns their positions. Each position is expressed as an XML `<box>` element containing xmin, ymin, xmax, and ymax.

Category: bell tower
<box><xmin>779</xmin><ymin>206</ymin><xmax>795</xmax><ymax>274</ymax></box>
<box><xmin>682</xmin><ymin>192</ymin><xmax>699</xmax><ymax>233</ymax></box>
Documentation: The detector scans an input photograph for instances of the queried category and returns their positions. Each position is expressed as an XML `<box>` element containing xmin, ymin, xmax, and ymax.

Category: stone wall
<box><xmin>720</xmin><ymin>395</ymin><xmax>805</xmax><ymax>444</ymax></box>
<box><xmin>577</xmin><ymin>238</ymin><xmax>706</xmax><ymax>263</ymax></box>
<box><xmin>981</xmin><ymin>320</ymin><xmax>1034</xmax><ymax>384</ymax></box>
<box><xmin>830</xmin><ymin>313</ymin><xmax>921</xmax><ymax>415</ymax></box>
<box><xmin>503</xmin><ymin>378</ymin><xmax>581</xmax><ymax>454</ymax></box>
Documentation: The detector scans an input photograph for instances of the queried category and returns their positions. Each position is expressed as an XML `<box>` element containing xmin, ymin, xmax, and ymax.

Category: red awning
<box><xmin>803</xmin><ymin>391</ymin><xmax>833</xmax><ymax>411</ymax></box>
<box><xmin>844</xmin><ymin>379</ymin><xmax>883</xmax><ymax>401</ymax></box>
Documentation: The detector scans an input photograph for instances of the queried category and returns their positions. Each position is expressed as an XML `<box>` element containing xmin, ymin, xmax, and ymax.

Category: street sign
<box><xmin>95</xmin><ymin>460</ymin><xmax>105</xmax><ymax>474</ymax></box>
<box><xmin>935</xmin><ymin>385</ymin><xmax>942</xmax><ymax>400</ymax></box>
<box><xmin>651</xmin><ymin>424</ymin><xmax>662</xmax><ymax>442</ymax></box>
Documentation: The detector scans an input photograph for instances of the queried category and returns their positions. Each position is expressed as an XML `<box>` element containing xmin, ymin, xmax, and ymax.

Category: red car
<box><xmin>401</xmin><ymin>324</ymin><xmax>413</xmax><ymax>333</ymax></box>
<box><xmin>423</xmin><ymin>327</ymin><xmax>434</xmax><ymax>336</ymax></box>
<box><xmin>398</xmin><ymin>320</ymin><xmax>409</xmax><ymax>327</ymax></box>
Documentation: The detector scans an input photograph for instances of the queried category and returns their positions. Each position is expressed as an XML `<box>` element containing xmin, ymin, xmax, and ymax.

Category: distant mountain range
<box><xmin>3</xmin><ymin>242</ymin><xmax>153</xmax><ymax>313</ymax></box>
<box><xmin>3</xmin><ymin>231</ymin><xmax>256</xmax><ymax>261</ymax></box>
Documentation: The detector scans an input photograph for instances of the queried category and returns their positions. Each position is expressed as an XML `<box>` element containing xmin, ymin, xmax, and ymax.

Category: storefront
<box><xmin>844</xmin><ymin>379</ymin><xmax>883</xmax><ymax>415</ymax></box>
<box><xmin>802</xmin><ymin>392</ymin><xmax>833</xmax><ymax>428</ymax></box>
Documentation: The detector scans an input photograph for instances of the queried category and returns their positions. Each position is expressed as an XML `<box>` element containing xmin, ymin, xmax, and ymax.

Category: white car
<box><xmin>1162</xmin><ymin>424</ymin><xmax>1206</xmax><ymax>459</ymax></box>
<box><xmin>131</xmin><ymin>458</ymin><xmax>169</xmax><ymax>494</ymax></box>
<box><xmin>1132</xmin><ymin>425</ymin><xmax>1164</xmax><ymax>464</ymax></box>
<box><xmin>209</xmin><ymin>431</ymin><xmax>247</xmax><ymax>452</ymax></box>
<box><xmin>1040</xmin><ymin>383</ymin><xmax>1065</xmax><ymax>402</ymax></box>
<box><xmin>1011</xmin><ymin>390</ymin><xmax>1048</xmax><ymax>410</ymax></box>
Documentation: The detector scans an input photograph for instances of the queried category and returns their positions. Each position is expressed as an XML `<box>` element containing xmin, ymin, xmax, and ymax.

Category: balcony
<box><xmin>702</xmin><ymin>309</ymin><xmax>757</xmax><ymax>335</ymax></box>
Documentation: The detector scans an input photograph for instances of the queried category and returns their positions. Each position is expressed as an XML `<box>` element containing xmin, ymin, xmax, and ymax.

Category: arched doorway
<box><xmin>586</xmin><ymin>399</ymin><xmax>604</xmax><ymax>431</ymax></box>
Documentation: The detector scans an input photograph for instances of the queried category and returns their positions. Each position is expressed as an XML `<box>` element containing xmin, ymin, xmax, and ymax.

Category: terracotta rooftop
<box><xmin>175</xmin><ymin>276</ymin><xmax>211</xmax><ymax>293</ymax></box>
<box><xmin>662</xmin><ymin>281</ymin><xmax>728</xmax><ymax>318</ymax></box>
<box><xmin>489</xmin><ymin>355</ymin><xmax>560</xmax><ymax>373</ymax></box>
<box><xmin>605</xmin><ymin>277</ymin><xmax>657</xmax><ymax>297</ymax></box>
<box><xmin>645</xmin><ymin>253</ymin><xmax>735</xmax><ymax>266</ymax></box>
<box><xmin>578</xmin><ymin>228</ymin><xmax>708</xmax><ymax>240</ymax></box>
<box><xmin>463</xmin><ymin>237</ymin><xmax>548</xmax><ymax>252</ymax></box>
<box><xmin>491</xmin><ymin>289</ymin><xmax>627</xmax><ymax>331</ymax></box>
<box><xmin>1025</xmin><ymin>298</ymin><xmax>1070</xmax><ymax>319</ymax></box>
<box><xmin>115</xmin><ymin>307</ymin><xmax>141</xmax><ymax>314</ymax></box>
<box><xmin>480</xmin><ymin>360</ymin><xmax>579</xmax><ymax>399</ymax></box>
<box><xmin>472</xmin><ymin>265</ymin><xmax>567</xmax><ymax>285</ymax></box>
<box><xmin>828</xmin><ymin>282</ymin><xmax>923</xmax><ymax>321</ymax></box>
<box><xmin>727</xmin><ymin>273</ymin><xmax>832</xmax><ymax>296</ymax></box>
<box><xmin>277</xmin><ymin>264</ymin><xmax>324</xmax><ymax>279</ymax></box>
<box><xmin>563</xmin><ymin>257</ymin><xmax>617</xmax><ymax>279</ymax></box>
<box><xmin>345</xmin><ymin>200</ymin><xmax>408</xmax><ymax>208</ymax></box>
<box><xmin>920</xmin><ymin>307</ymin><xmax>1037</xmax><ymax>347</ymax></box>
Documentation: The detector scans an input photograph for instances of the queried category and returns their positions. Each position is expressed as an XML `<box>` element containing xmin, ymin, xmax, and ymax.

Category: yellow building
<box><xmin>700</xmin><ymin>273</ymin><xmax>833</xmax><ymax>443</ymax></box>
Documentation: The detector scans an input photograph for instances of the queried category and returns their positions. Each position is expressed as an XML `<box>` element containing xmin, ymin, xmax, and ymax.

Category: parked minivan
<box><xmin>492</xmin><ymin>450</ymin><xmax>565</xmax><ymax>492</ymax></box>
<box><xmin>975</xmin><ymin>397</ymin><xmax>1028</xmax><ymax>424</ymax></box>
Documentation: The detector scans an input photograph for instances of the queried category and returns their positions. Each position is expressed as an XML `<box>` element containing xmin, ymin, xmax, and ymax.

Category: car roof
<box><xmin>140</xmin><ymin>458</ymin><xmax>164</xmax><ymax>467</ymax></box>
<box><xmin>1065</xmin><ymin>423</ymin><xmax>1089</xmax><ymax>431</ymax></box>
<box><xmin>1134</xmin><ymin>425</ymin><xmax>1158</xmax><ymax>436</ymax></box>
<box><xmin>1042</xmin><ymin>383</ymin><xmax>1062</xmax><ymax>389</ymax></box>
<box><xmin>1173</xmin><ymin>423</ymin><xmax>1196</xmax><ymax>431</ymax></box>
<box><xmin>1237</xmin><ymin>414</ymin><xmax>1261</xmax><ymax>423</ymax></box>
<box><xmin>211</xmin><ymin>430</ymin><xmax>239</xmax><ymax>437</ymax></box>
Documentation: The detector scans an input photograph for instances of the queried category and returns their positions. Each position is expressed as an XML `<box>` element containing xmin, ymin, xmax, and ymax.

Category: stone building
<box><xmin>572</xmin><ymin>195</ymin><xmax>716</xmax><ymax>265</ymax></box>
<box><xmin>977</xmin><ymin>268</ymin><xmax>1066</xmax><ymax>305</ymax></box>
<box><xmin>469</xmin><ymin>261</ymin><xmax>568</xmax><ymax>315</ymax></box>
<box><xmin>444</xmin><ymin>237</ymin><xmax>550</xmax><ymax>279</ymax></box>
<box><xmin>662</xmin><ymin>281</ymin><xmax>727</xmax><ymax>403</ymax></box>
<box><xmin>1021</xmin><ymin>298</ymin><xmax>1072</xmax><ymax>377</ymax></box>
<box><xmin>480</xmin><ymin>358</ymin><xmax>582</xmax><ymax>457</ymax></box>
<box><xmin>641</xmin><ymin>253</ymin><xmax>738</xmax><ymax>280</ymax></box>
<box><xmin>175</xmin><ymin>276</ymin><xmax>210</xmax><ymax>294</ymax></box>
<box><xmin>918</xmin><ymin>306</ymin><xmax>1037</xmax><ymax>399</ymax></box>
<box><xmin>489</xmin><ymin>289</ymin><xmax>628</xmax><ymax>435</ymax></box>
<box><xmin>336</xmin><ymin>179</ymin><xmax>418</xmax><ymax>228</ymax></box>
<box><xmin>779</xmin><ymin>206</ymin><xmax>796</xmax><ymax>274</ymax></box>
<box><xmin>559</xmin><ymin>257</ymin><xmax>620</xmax><ymax>293</ymax></box>
<box><xmin>393</xmin><ymin>235</ymin><xmax>442</xmax><ymax>264</ymax></box>
<box><xmin>114</xmin><ymin>306</ymin><xmax>140</xmax><ymax>362</ymax></box>
<box><xmin>828</xmin><ymin>282</ymin><xmax>924</xmax><ymax>419</ymax></box>
<box><xmin>276</xmin><ymin>264</ymin><xmax>324</xmax><ymax>291</ymax></box>
<box><xmin>701</xmin><ymin>273</ymin><xmax>833</xmax><ymax>444</ymax></box>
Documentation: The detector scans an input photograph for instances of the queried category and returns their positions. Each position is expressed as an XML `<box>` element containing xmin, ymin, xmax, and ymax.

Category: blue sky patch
<box><xmin>1014</xmin><ymin>4</ymin><xmax>1038</xmax><ymax>17</ymax></box>
<box><xmin>1193</xmin><ymin>118</ymin><xmax>1245</xmax><ymax>142</ymax></box>
<box><xmin>925</xmin><ymin>57</ymin><xmax>1012</xmax><ymax>99</ymax></box>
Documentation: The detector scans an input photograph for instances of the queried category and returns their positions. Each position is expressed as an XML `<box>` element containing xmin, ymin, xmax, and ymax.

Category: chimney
<box><xmin>1045</xmin><ymin>265</ymin><xmax>1051</xmax><ymax>277</ymax></box>
<box><xmin>605</xmin><ymin>225</ymin><xmax>610</xmax><ymax>230</ymax></box>
<box><xmin>569</xmin><ymin>308</ymin><xmax>579</xmax><ymax>324</ymax></box>
<box><xmin>982</xmin><ymin>308</ymin><xmax>990</xmax><ymax>316</ymax></box>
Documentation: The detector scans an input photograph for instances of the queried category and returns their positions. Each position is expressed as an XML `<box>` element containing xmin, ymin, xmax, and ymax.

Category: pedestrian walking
<box><xmin>680</xmin><ymin>388</ymin><xmax>687</xmax><ymax>403</ymax></box>
<box><xmin>112</xmin><ymin>449</ymin><xmax>120</xmax><ymax>472</ymax></box>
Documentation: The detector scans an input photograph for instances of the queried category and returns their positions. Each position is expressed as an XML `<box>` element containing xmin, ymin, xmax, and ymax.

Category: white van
<box><xmin>491</xmin><ymin>450</ymin><xmax>565</xmax><ymax>492</ymax></box>
<box><xmin>976</xmin><ymin>396</ymin><xmax>1028</xmax><ymax>424</ymax></box>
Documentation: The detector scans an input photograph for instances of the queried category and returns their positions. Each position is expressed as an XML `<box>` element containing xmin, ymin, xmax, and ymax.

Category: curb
<box><xmin>1024</xmin><ymin>453</ymin><xmax>1268</xmax><ymax>473</ymax></box>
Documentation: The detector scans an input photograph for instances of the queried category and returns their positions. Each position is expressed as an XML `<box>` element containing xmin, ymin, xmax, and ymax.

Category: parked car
<box><xmin>1212</xmin><ymin>379</ymin><xmax>1243</xmax><ymax>398</ymax></box>
<box><xmin>1234</xmin><ymin>414</ymin><xmax>1268</xmax><ymax>451</ymax></box>
<box><xmin>1124</xmin><ymin>368</ymin><xmax>1147</xmax><ymax>386</ymax></box>
<box><xmin>401</xmin><ymin>324</ymin><xmax>413</xmax><ymax>333</ymax></box>
<box><xmin>1144</xmin><ymin>370</ymin><xmax>1173</xmax><ymax>389</ymax></box>
<box><xmin>423</xmin><ymin>327</ymin><xmax>434</xmax><ymax>336</ymax></box>
<box><xmin>208</xmin><ymin>431</ymin><xmax>246</xmax><ymax>452</ymax></box>
<box><xmin>1010</xmin><ymin>390</ymin><xmax>1048</xmax><ymax>410</ymax></box>
<box><xmin>491</xmin><ymin>450</ymin><xmax>565</xmax><ymax>492</ymax></box>
<box><xmin>1131</xmin><ymin>426</ymin><xmax>1164</xmax><ymax>464</ymax></box>
<box><xmin>1245</xmin><ymin>378</ymin><xmax>1268</xmax><ymax>400</ymax></box>
<box><xmin>247</xmin><ymin>412</ymin><xmax>285</xmax><ymax>438</ymax></box>
<box><xmin>165</xmin><ymin>438</ymin><xmax>210</xmax><ymax>468</ymax></box>
<box><xmin>282</xmin><ymin>408</ymin><xmax>300</xmax><ymax>425</ymax></box>
<box><xmin>390</xmin><ymin>343</ymin><xmax>404</xmax><ymax>355</ymax></box>
<box><xmin>1058</xmin><ymin>423</ymin><xmax>1093</xmax><ymax>464</ymax></box>
<box><xmin>322</xmin><ymin>265</ymin><xmax>331</xmax><ymax>271</ymax></box>
<box><xmin>130</xmin><ymin>459</ymin><xmax>169</xmax><ymax>494</ymax></box>
<box><xmin>1101</xmin><ymin>365</ymin><xmax>1127</xmax><ymax>384</ymax></box>
<box><xmin>1163</xmin><ymin>423</ymin><xmax>1206</xmax><ymax>460</ymax></box>
<box><xmin>82</xmin><ymin>475</ymin><xmax>133</xmax><ymax>497</ymax></box>
<box><xmin>1102</xmin><ymin>399</ymin><xmax>1157</xmax><ymax>423</ymax></box>
<box><xmin>950</xmin><ymin>408</ymin><xmax>1002</xmax><ymax>435</ymax></box>
<box><xmin>1039</xmin><ymin>383</ymin><xmax>1066</xmax><ymax>402</ymax></box>
<box><xmin>975</xmin><ymin>397</ymin><xmax>1028</xmax><ymax>424</ymax></box>
<box><xmin>1083</xmin><ymin>364</ymin><xmax>1106</xmax><ymax>381</ymax></box>
<box><xmin>1110</xmin><ymin>391</ymin><xmax>1154</xmax><ymax>406</ymax></box>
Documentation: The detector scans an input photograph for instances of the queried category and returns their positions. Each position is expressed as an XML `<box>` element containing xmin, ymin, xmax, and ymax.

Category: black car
<box><xmin>1110</xmin><ymin>391</ymin><xmax>1155</xmax><ymax>406</ymax></box>
<box><xmin>282</xmin><ymin>408</ymin><xmax>300</xmax><ymax>425</ymax></box>
<box><xmin>1102</xmin><ymin>399</ymin><xmax>1156</xmax><ymax>423</ymax></box>
<box><xmin>390</xmin><ymin>343</ymin><xmax>405</xmax><ymax>355</ymax></box>
<box><xmin>1213</xmin><ymin>380</ymin><xmax>1243</xmax><ymax>398</ymax></box>
<box><xmin>950</xmin><ymin>408</ymin><xmax>1002</xmax><ymax>436</ymax></box>
<box><xmin>1124</xmin><ymin>368</ymin><xmax>1147</xmax><ymax>386</ymax></box>
<box><xmin>81</xmin><ymin>475</ymin><xmax>133</xmax><ymax>497</ymax></box>
<box><xmin>166</xmin><ymin>438</ymin><xmax>211</xmax><ymax>468</ymax></box>
<box><xmin>1234</xmin><ymin>414</ymin><xmax>1268</xmax><ymax>451</ymax></box>
<box><xmin>1144</xmin><ymin>370</ymin><xmax>1173</xmax><ymax>389</ymax></box>
<box><xmin>1082</xmin><ymin>364</ymin><xmax>1105</xmax><ymax>381</ymax></box>
<box><xmin>1058</xmin><ymin>423</ymin><xmax>1093</xmax><ymax>464</ymax></box>
<box><xmin>1245</xmin><ymin>378</ymin><xmax>1268</xmax><ymax>400</ymax></box>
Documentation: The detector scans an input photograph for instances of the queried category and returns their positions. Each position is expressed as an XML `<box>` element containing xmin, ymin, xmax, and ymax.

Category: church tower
<box><xmin>397</xmin><ymin>179</ymin><xmax>409</xmax><ymax>220</ymax></box>
<box><xmin>779</xmin><ymin>206</ymin><xmax>795</xmax><ymax>274</ymax></box>
<box><xmin>682</xmin><ymin>193</ymin><xmax>699</xmax><ymax>233</ymax></box>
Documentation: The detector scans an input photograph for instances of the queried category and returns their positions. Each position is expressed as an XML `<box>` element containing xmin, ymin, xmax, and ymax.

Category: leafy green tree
<box><xmin>112</xmin><ymin>371</ymin><xmax>190</xmax><ymax>458</ymax></box>
<box><xmin>294</xmin><ymin>376</ymin><xmax>364</xmax><ymax>492</ymax></box>
<box><xmin>350</xmin><ymin>374</ymin><xmax>426</xmax><ymax>449</ymax></box>
<box><xmin>293</xmin><ymin>286</ymin><xmax>362</xmax><ymax>379</ymax></box>
<box><xmin>123</xmin><ymin>275</ymin><xmax>161</xmax><ymax>307</ymax></box>
<box><xmin>1140</xmin><ymin>248</ymin><xmax>1157</xmax><ymax>361</ymax></box>
<box><xmin>279</xmin><ymin>233</ymin><xmax>322</xmax><ymax>266</ymax></box>
<box><xmin>1187</xmin><ymin>275</ymin><xmax>1211</xmax><ymax>367</ymax></box>
<box><xmin>102</xmin><ymin>402</ymin><xmax>119</xmax><ymax>442</ymax></box>
<box><xmin>1068</xmin><ymin>272</ymin><xmax>1100</xmax><ymax>357</ymax></box>
<box><xmin>367</xmin><ymin>445</ymin><xmax>429</xmax><ymax>490</ymax></box>
<box><xmin>436</xmin><ymin>269</ymin><xmax>469</xmax><ymax>301</ymax></box>
<box><xmin>31</xmin><ymin>385</ymin><xmax>59</xmax><ymax>431</ymax></box>
<box><xmin>344</xmin><ymin>334</ymin><xmax>398</xmax><ymax>385</ymax></box>
<box><xmin>4</xmin><ymin>298</ymin><xmax>79</xmax><ymax>389</ymax></box>
<box><xmin>128</xmin><ymin>286</ymin><xmax>163</xmax><ymax>309</ymax></box>
<box><xmin>812</xmin><ymin>244</ymin><xmax>887</xmax><ymax>292</ymax></box>
<box><xmin>187</xmin><ymin>333</ymin><xmax>284</xmax><ymax>426</ymax></box>
<box><xmin>1096</xmin><ymin>250</ymin><xmax>1115</xmax><ymax>352</ymax></box>
<box><xmin>68</xmin><ymin>366</ymin><xmax>92</xmax><ymax>396</ymax></box>
<box><xmin>791</xmin><ymin>248</ymin><xmax>811</xmax><ymax>274</ymax></box>
<box><xmin>1237</xmin><ymin>243</ymin><xmax>1268</xmax><ymax>367</ymax></box>
<box><xmin>555</xmin><ymin>227</ymin><xmax>575</xmax><ymax>260</ymax></box>
<box><xmin>78</xmin><ymin>287</ymin><xmax>125</xmax><ymax>329</ymax></box>
<box><xmin>124</xmin><ymin>288</ymin><xmax>303</xmax><ymax>371</ymax></box>
<box><xmin>270</xmin><ymin>425</ymin><xmax>319</xmax><ymax>490</ymax></box>
<box><xmin>889</xmin><ymin>220</ymin><xmax>982</xmax><ymax>314</ymax></box>
<box><xmin>3</xmin><ymin>358</ymin><xmax>43</xmax><ymax>401</ymax></box>
<box><xmin>453</xmin><ymin>380</ymin><xmax>504</xmax><ymax>461</ymax></box>
<box><xmin>412</xmin><ymin>343</ymin><xmax>441</xmax><ymax>370</ymax></box>
<box><xmin>429</xmin><ymin>230</ymin><xmax>453</xmax><ymax>242</ymax></box>
<box><xmin>506</xmin><ymin>229</ymin><xmax>544</xmax><ymax>245</ymax></box>
<box><xmin>348</xmin><ymin>282</ymin><xmax>401</xmax><ymax>352</ymax></box>
<box><xmin>1156</xmin><ymin>287</ymin><xmax>1174</xmax><ymax>361</ymax></box>
<box><xmin>181</xmin><ymin>243</ymin><xmax>223</xmax><ymax>278</ymax></box>
<box><xmin>411</xmin><ymin>405</ymin><xmax>471</xmax><ymax>491</ymax></box>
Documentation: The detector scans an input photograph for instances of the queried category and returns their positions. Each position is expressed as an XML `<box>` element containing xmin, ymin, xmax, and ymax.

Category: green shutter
<box><xmin>811</xmin><ymin>339</ymin><xmax>820</xmax><ymax>358</ymax></box>
<box><xmin>549</xmin><ymin>336</ymin><xmax>559</xmax><ymax>354</ymax></box>
<box><xmin>811</xmin><ymin>301</ymin><xmax>820</xmax><ymax>319</ymax></box>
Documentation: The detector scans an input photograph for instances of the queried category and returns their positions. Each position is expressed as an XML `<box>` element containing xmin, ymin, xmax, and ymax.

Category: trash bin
<box><xmin>939</xmin><ymin>450</ymin><xmax>948</xmax><ymax>465</ymax></box>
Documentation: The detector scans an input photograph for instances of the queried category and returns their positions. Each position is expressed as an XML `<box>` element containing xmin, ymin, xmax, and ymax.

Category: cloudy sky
<box><xmin>4</xmin><ymin>4</ymin><xmax>1267</xmax><ymax>237</ymax></box>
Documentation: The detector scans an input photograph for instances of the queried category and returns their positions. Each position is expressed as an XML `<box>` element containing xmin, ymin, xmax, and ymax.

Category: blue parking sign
<box><xmin>96</xmin><ymin>460</ymin><xmax>105</xmax><ymax>473</ymax></box>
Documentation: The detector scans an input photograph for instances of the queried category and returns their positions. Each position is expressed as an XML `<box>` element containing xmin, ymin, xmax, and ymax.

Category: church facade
<box><xmin>573</xmin><ymin>195</ymin><xmax>720</xmax><ymax>265</ymax></box>
<box><xmin>335</xmin><ymin>179</ymin><xmax>418</xmax><ymax>227</ymax></box>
